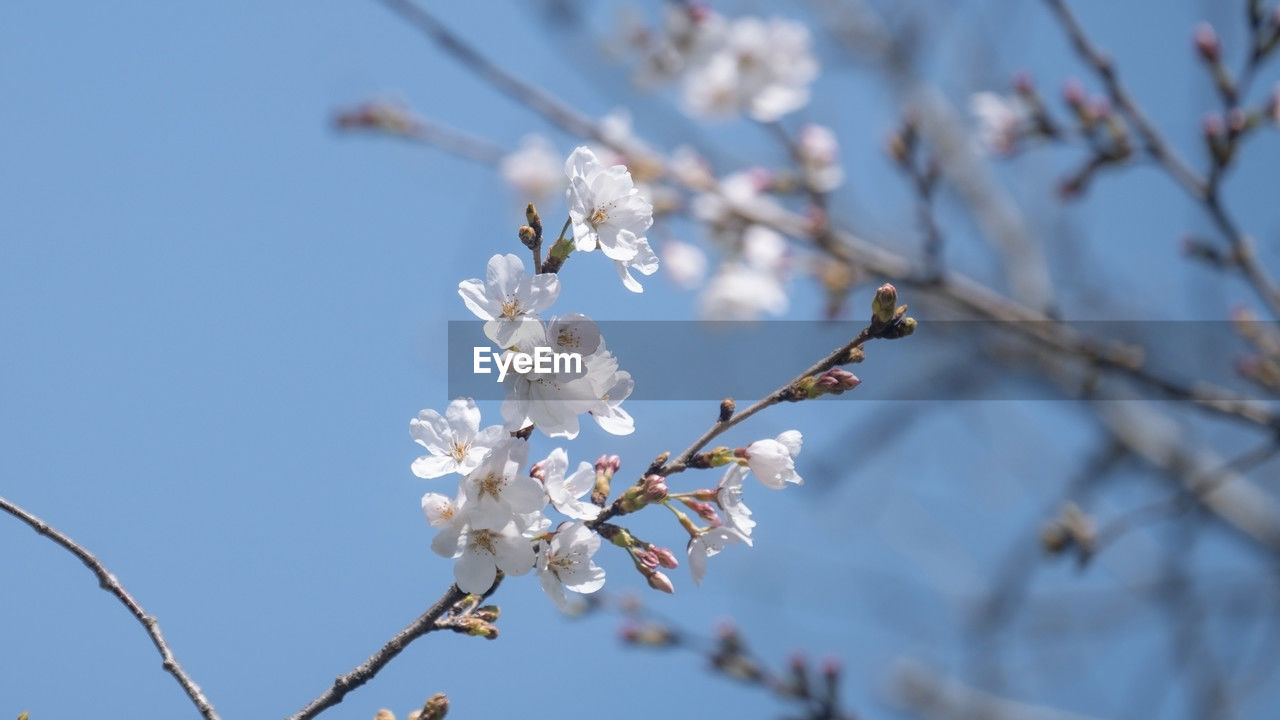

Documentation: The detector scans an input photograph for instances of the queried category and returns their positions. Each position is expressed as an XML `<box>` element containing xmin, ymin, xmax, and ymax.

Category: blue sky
<box><xmin>3</xmin><ymin>1</ymin><xmax>1279</xmax><ymax>718</ymax></box>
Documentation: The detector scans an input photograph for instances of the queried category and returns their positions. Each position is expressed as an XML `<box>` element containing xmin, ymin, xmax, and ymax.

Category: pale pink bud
<box><xmin>647</xmin><ymin>570</ymin><xmax>675</xmax><ymax>594</ymax></box>
<box><xmin>1194</xmin><ymin>22</ymin><xmax>1220</xmax><ymax>62</ymax></box>
<box><xmin>642</xmin><ymin>474</ymin><xmax>669</xmax><ymax>501</ymax></box>
<box><xmin>653</xmin><ymin>546</ymin><xmax>679</xmax><ymax>568</ymax></box>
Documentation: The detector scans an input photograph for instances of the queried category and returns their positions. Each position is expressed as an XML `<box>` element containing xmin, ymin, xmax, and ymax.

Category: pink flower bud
<box><xmin>653</xmin><ymin>546</ymin><xmax>679</xmax><ymax>568</ymax></box>
<box><xmin>636</xmin><ymin>549</ymin><xmax>660</xmax><ymax>569</ymax></box>
<box><xmin>1203</xmin><ymin>112</ymin><xmax>1225</xmax><ymax>138</ymax></box>
<box><xmin>1012</xmin><ymin>71</ymin><xmax>1033</xmax><ymax>96</ymax></box>
<box><xmin>1062</xmin><ymin>79</ymin><xmax>1086</xmax><ymax>108</ymax></box>
<box><xmin>642</xmin><ymin>474</ymin><xmax>669</xmax><ymax>501</ymax></box>
<box><xmin>595</xmin><ymin>454</ymin><xmax>621</xmax><ymax>473</ymax></box>
<box><xmin>689</xmin><ymin>500</ymin><xmax>720</xmax><ymax>524</ymax></box>
<box><xmin>1194</xmin><ymin>22</ymin><xmax>1220</xmax><ymax>62</ymax></box>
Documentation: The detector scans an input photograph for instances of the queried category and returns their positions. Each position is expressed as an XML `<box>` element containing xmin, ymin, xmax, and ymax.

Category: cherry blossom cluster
<box><xmin>411</xmin><ymin>145</ymin><xmax>813</xmax><ymax>607</ymax></box>
<box><xmin>627</xmin><ymin>3</ymin><xmax>819</xmax><ymax>122</ymax></box>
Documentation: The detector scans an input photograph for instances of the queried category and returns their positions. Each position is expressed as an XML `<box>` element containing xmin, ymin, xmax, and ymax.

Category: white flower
<box><xmin>500</xmin><ymin>135</ymin><xmax>563</xmax><ymax>201</ymax></box>
<box><xmin>565</xmin><ymin>146</ymin><xmax>654</xmax><ymax>262</ymax></box>
<box><xmin>461</xmin><ymin>438</ymin><xmax>546</xmax><ymax>527</ymax></box>
<box><xmin>538</xmin><ymin>448</ymin><xmax>601</xmax><ymax>521</ymax></box>
<box><xmin>546</xmin><ymin>313</ymin><xmax>602</xmax><ymax>359</ymax></box>
<box><xmin>681</xmin><ymin>16</ymin><xmax>818</xmax><ymax>122</ymax></box>
<box><xmin>458</xmin><ymin>253</ymin><xmax>560</xmax><ymax>350</ymax></box>
<box><xmin>500</xmin><ymin>320</ymin><xmax>633</xmax><ymax>439</ymax></box>
<box><xmin>410</xmin><ymin>398</ymin><xmax>505</xmax><ymax>479</ymax></box>
<box><xmin>797</xmin><ymin>124</ymin><xmax>844</xmax><ymax>192</ymax></box>
<box><xmin>436</xmin><ymin>511</ymin><xmax>537</xmax><ymax>594</ymax></box>
<box><xmin>744</xmin><ymin>430</ymin><xmax>803</xmax><ymax>489</ymax></box>
<box><xmin>536</xmin><ymin>522</ymin><xmax>606</xmax><ymax>610</ymax></box>
<box><xmin>421</xmin><ymin>485</ymin><xmax>465</xmax><ymax>528</ymax></box>
<box><xmin>716</xmin><ymin>464</ymin><xmax>756</xmax><ymax>538</ymax></box>
<box><xmin>661</xmin><ymin>239</ymin><xmax>708</xmax><ymax>288</ymax></box>
<box><xmin>687</xmin><ymin>526</ymin><xmax>750</xmax><ymax>585</ymax></box>
<box><xmin>700</xmin><ymin>263</ymin><xmax>789</xmax><ymax>320</ymax></box>
<box><xmin>970</xmin><ymin>92</ymin><xmax>1026</xmax><ymax>156</ymax></box>
<box><xmin>614</xmin><ymin>230</ymin><xmax>661</xmax><ymax>293</ymax></box>
<box><xmin>699</xmin><ymin>224</ymin><xmax>790</xmax><ymax>320</ymax></box>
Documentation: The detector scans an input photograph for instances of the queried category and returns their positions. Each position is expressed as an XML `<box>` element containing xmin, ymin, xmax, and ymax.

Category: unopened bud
<box><xmin>687</xmin><ymin>499</ymin><xmax>720</xmax><ymax>524</ymax></box>
<box><xmin>642</xmin><ymin>474</ymin><xmax>669</xmax><ymax>502</ymax></box>
<box><xmin>653</xmin><ymin>546</ymin><xmax>679</xmax><ymax>568</ymax></box>
<box><xmin>524</xmin><ymin>203</ymin><xmax>542</xmax><ymax>238</ymax></box>
<box><xmin>845</xmin><ymin>346</ymin><xmax>865</xmax><ymax>364</ymax></box>
<box><xmin>646</xmin><ymin>570</ymin><xmax>675</xmax><ymax>594</ymax></box>
<box><xmin>1062</xmin><ymin>79</ymin><xmax>1086</xmax><ymax>109</ymax></box>
<box><xmin>419</xmin><ymin>693</ymin><xmax>449</xmax><ymax>720</ymax></box>
<box><xmin>636</xmin><ymin>549</ymin><xmax>660</xmax><ymax>569</ymax></box>
<box><xmin>871</xmin><ymin>283</ymin><xmax>898</xmax><ymax>324</ymax></box>
<box><xmin>375</xmin><ymin>710</ymin><xmax>395</xmax><ymax>720</ymax></box>
<box><xmin>719</xmin><ymin>397</ymin><xmax>735</xmax><ymax>422</ymax></box>
<box><xmin>595</xmin><ymin>454</ymin><xmax>621</xmax><ymax>473</ymax></box>
<box><xmin>518</xmin><ymin>225</ymin><xmax>537</xmax><ymax>249</ymax></box>
<box><xmin>461</xmin><ymin>617</ymin><xmax>499</xmax><ymax>639</ymax></box>
<box><xmin>1194</xmin><ymin>22</ymin><xmax>1220</xmax><ymax>62</ymax></box>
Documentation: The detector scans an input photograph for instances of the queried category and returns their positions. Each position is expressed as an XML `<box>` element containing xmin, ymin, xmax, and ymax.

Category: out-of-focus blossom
<box><xmin>500</xmin><ymin>135</ymin><xmax>563</xmax><ymax>201</ymax></box>
<box><xmin>797</xmin><ymin>124</ymin><xmax>844</xmax><ymax>192</ymax></box>
<box><xmin>970</xmin><ymin>92</ymin><xmax>1027</xmax><ymax>155</ymax></box>
<box><xmin>682</xmin><ymin>16</ymin><xmax>818</xmax><ymax>122</ymax></box>
<box><xmin>661</xmin><ymin>239</ymin><xmax>708</xmax><ymax>288</ymax></box>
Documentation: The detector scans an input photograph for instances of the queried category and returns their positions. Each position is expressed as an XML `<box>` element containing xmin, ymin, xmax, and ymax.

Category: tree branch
<box><xmin>0</xmin><ymin>494</ymin><xmax>221</xmax><ymax>720</ymax></box>
<box><xmin>285</xmin><ymin>582</ymin><xmax>469</xmax><ymax>720</ymax></box>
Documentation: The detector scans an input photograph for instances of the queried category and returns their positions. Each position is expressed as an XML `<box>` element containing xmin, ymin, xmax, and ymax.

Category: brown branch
<box><xmin>0</xmin><ymin>494</ymin><xmax>221</xmax><ymax>720</ymax></box>
<box><xmin>285</xmin><ymin>582</ymin><xmax>469</xmax><ymax>720</ymax></box>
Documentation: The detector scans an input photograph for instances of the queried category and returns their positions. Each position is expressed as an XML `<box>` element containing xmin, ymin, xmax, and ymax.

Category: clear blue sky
<box><xmin>3</xmin><ymin>1</ymin><xmax>1278</xmax><ymax>718</ymax></box>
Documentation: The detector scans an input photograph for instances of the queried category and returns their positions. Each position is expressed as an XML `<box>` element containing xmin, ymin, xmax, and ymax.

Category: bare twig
<box><xmin>0</xmin><ymin>495</ymin><xmax>221</xmax><ymax>720</ymax></box>
<box><xmin>1043</xmin><ymin>0</ymin><xmax>1280</xmax><ymax>317</ymax></box>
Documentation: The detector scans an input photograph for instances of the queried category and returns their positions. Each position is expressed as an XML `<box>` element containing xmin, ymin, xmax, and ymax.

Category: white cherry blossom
<box><xmin>443</xmin><ymin>512</ymin><xmax>537</xmax><ymax>594</ymax></box>
<box><xmin>458</xmin><ymin>253</ymin><xmax>560</xmax><ymax>349</ymax></box>
<box><xmin>461</xmin><ymin>438</ymin><xmax>546</xmax><ymax>527</ymax></box>
<box><xmin>970</xmin><ymin>92</ymin><xmax>1026</xmax><ymax>156</ymax></box>
<box><xmin>661</xmin><ymin>239</ymin><xmax>708</xmax><ymax>288</ymax></box>
<box><xmin>500</xmin><ymin>134</ymin><xmax>563</xmax><ymax>202</ymax></box>
<box><xmin>565</xmin><ymin>146</ymin><xmax>653</xmax><ymax>262</ymax></box>
<box><xmin>538</xmin><ymin>448</ymin><xmax>601</xmax><ymax>521</ymax></box>
<box><xmin>536</xmin><ymin>521</ymin><xmax>606</xmax><ymax>610</ymax></box>
<box><xmin>797</xmin><ymin>124</ymin><xmax>844</xmax><ymax>192</ymax></box>
<box><xmin>687</xmin><ymin>526</ymin><xmax>750</xmax><ymax>585</ymax></box>
<box><xmin>743</xmin><ymin>430</ymin><xmax>803</xmax><ymax>489</ymax></box>
<box><xmin>410</xmin><ymin>398</ymin><xmax>505</xmax><ymax>479</ymax></box>
<box><xmin>682</xmin><ymin>16</ymin><xmax>818</xmax><ymax>122</ymax></box>
<box><xmin>716</xmin><ymin>464</ymin><xmax>756</xmax><ymax>538</ymax></box>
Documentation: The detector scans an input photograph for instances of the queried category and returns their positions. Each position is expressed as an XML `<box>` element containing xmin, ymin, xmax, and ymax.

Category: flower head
<box><xmin>687</xmin><ymin>526</ymin><xmax>750</xmax><ymax>585</ymax></box>
<box><xmin>743</xmin><ymin>430</ymin><xmax>803</xmax><ymax>488</ymax></box>
<box><xmin>716</xmin><ymin>464</ymin><xmax>756</xmax><ymax>538</ymax></box>
<box><xmin>565</xmin><ymin>147</ymin><xmax>654</xmax><ymax>262</ymax></box>
<box><xmin>500</xmin><ymin>135</ymin><xmax>563</xmax><ymax>202</ymax></box>
<box><xmin>536</xmin><ymin>522</ymin><xmax>606</xmax><ymax>610</ymax></box>
<box><xmin>410</xmin><ymin>398</ymin><xmax>505</xmax><ymax>479</ymax></box>
<box><xmin>461</xmin><ymin>438</ymin><xmax>546</xmax><ymax>526</ymax></box>
<box><xmin>970</xmin><ymin>92</ymin><xmax>1026</xmax><ymax>156</ymax></box>
<box><xmin>458</xmin><ymin>254</ymin><xmax>560</xmax><ymax>349</ymax></box>
<box><xmin>538</xmin><ymin>448</ymin><xmax>601</xmax><ymax>521</ymax></box>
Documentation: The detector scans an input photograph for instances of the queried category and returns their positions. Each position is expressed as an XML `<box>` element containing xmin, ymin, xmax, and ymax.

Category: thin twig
<box><xmin>0</xmin><ymin>495</ymin><xmax>221</xmax><ymax>720</ymax></box>
<box><xmin>1043</xmin><ymin>0</ymin><xmax>1280</xmax><ymax>317</ymax></box>
<box><xmin>372</xmin><ymin>0</ymin><xmax>1280</xmax><ymax>433</ymax></box>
